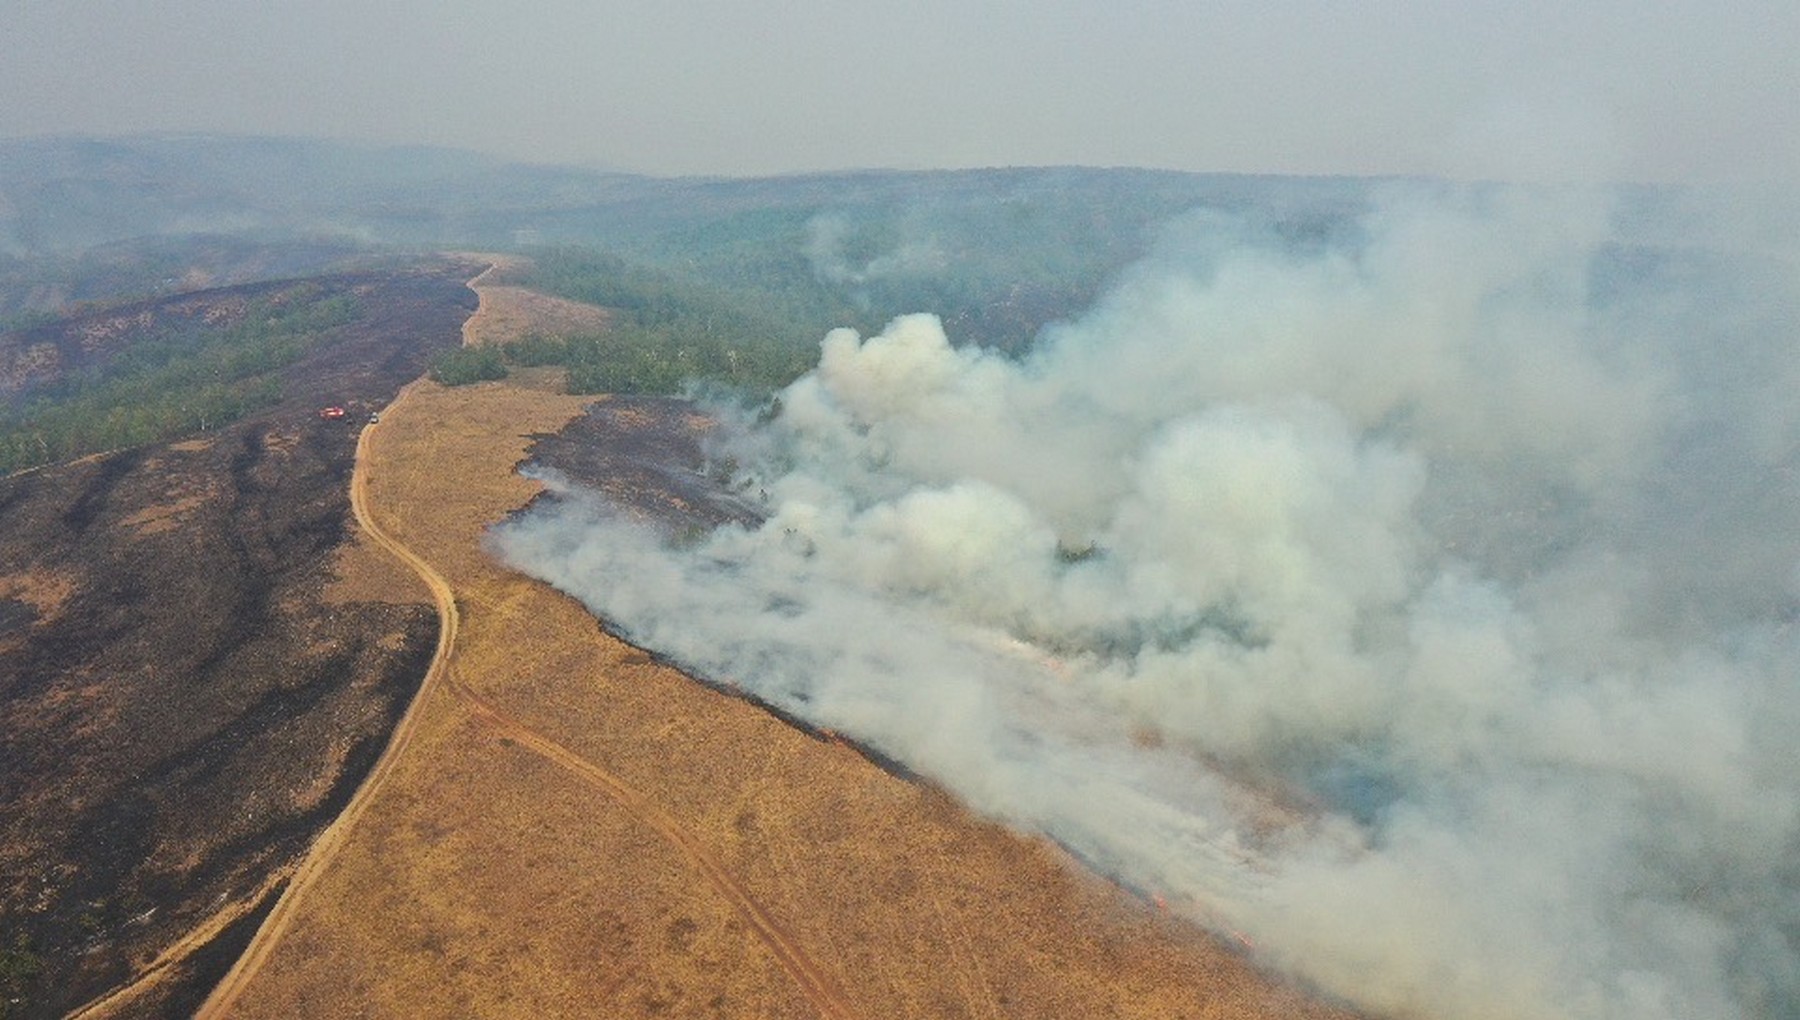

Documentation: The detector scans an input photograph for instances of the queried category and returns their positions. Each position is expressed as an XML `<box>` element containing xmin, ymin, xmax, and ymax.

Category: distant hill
<box><xmin>0</xmin><ymin>135</ymin><xmax>635</xmax><ymax>255</ymax></box>
<box><xmin>0</xmin><ymin>135</ymin><xmax>1383</xmax><ymax>374</ymax></box>
<box><xmin>0</xmin><ymin>135</ymin><xmax>1370</xmax><ymax>258</ymax></box>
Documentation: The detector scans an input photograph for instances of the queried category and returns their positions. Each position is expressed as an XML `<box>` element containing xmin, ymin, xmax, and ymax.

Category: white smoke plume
<box><xmin>496</xmin><ymin>183</ymin><xmax>1800</xmax><ymax>1020</ymax></box>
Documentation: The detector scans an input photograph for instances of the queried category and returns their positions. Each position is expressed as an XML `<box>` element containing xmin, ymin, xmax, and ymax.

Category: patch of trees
<box><xmin>0</xmin><ymin>288</ymin><xmax>357</xmax><ymax>474</ymax></box>
<box><xmin>431</xmin><ymin>249</ymin><xmax>821</xmax><ymax>396</ymax></box>
<box><xmin>479</xmin><ymin>233</ymin><xmax>1120</xmax><ymax>398</ymax></box>
<box><xmin>436</xmin><ymin>179</ymin><xmax>1360</xmax><ymax>398</ymax></box>
<box><xmin>548</xmin><ymin>193</ymin><xmax>1190</xmax><ymax>356</ymax></box>
<box><xmin>550</xmin><ymin>318</ymin><xmax>812</xmax><ymax>395</ymax></box>
<box><xmin>427</xmin><ymin>345</ymin><xmax>508</xmax><ymax>386</ymax></box>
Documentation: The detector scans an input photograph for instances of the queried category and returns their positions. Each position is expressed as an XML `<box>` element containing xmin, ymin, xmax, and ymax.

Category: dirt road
<box><xmin>191</xmin><ymin>380</ymin><xmax>855</xmax><ymax>1019</ymax></box>
<box><xmin>166</xmin><ymin>270</ymin><xmax>1350</xmax><ymax>1020</ymax></box>
<box><xmin>60</xmin><ymin>866</ymin><xmax>293</xmax><ymax>1020</ymax></box>
<box><xmin>193</xmin><ymin>391</ymin><xmax>459</xmax><ymax>1018</ymax></box>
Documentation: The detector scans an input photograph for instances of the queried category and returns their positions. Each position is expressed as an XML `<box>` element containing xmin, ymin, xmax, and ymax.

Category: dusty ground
<box><xmin>213</xmin><ymin>280</ymin><xmax>1356</xmax><ymax>1018</ymax></box>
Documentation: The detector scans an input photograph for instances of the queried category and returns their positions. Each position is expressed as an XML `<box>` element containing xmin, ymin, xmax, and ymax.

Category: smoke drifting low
<box><xmin>496</xmin><ymin>185</ymin><xmax>1800</xmax><ymax>1020</ymax></box>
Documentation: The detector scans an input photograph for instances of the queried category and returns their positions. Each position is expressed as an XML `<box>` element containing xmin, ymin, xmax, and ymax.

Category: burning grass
<box><xmin>221</xmin><ymin>377</ymin><xmax>1354</xmax><ymax>1019</ymax></box>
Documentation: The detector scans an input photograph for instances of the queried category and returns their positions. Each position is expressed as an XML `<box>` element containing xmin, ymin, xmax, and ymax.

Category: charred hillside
<box><xmin>0</xmin><ymin>261</ymin><xmax>474</xmax><ymax>1019</ymax></box>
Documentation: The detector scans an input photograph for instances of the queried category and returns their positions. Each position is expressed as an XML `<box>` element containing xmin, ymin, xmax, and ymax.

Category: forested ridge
<box><xmin>432</xmin><ymin>248</ymin><xmax>824</xmax><ymax>394</ymax></box>
<box><xmin>0</xmin><ymin>285</ymin><xmax>357</xmax><ymax>473</ymax></box>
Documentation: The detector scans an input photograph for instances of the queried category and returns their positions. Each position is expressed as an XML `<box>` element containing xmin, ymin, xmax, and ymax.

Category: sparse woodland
<box><xmin>0</xmin><ymin>288</ymin><xmax>357</xmax><ymax>474</ymax></box>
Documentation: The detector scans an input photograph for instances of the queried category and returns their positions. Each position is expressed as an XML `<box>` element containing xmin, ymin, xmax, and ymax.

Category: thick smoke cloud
<box><xmin>496</xmin><ymin>184</ymin><xmax>1800</xmax><ymax>1020</ymax></box>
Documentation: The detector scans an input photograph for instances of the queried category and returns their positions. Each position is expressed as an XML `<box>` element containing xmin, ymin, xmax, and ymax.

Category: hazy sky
<box><xmin>3</xmin><ymin>0</ymin><xmax>1795</xmax><ymax>183</ymax></box>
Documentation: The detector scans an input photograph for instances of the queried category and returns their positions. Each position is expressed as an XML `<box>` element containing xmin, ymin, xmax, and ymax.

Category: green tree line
<box><xmin>0</xmin><ymin>288</ymin><xmax>357</xmax><ymax>474</ymax></box>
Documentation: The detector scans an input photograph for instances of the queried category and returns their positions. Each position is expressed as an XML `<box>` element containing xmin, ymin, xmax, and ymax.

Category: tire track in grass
<box><xmin>446</xmin><ymin>674</ymin><xmax>860</xmax><ymax>1020</ymax></box>
<box><xmin>197</xmin><ymin>356</ymin><xmax>855</xmax><ymax>1018</ymax></box>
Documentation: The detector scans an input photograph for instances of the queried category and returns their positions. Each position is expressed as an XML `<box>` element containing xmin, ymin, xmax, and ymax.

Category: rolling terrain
<box><xmin>190</xmin><ymin>273</ymin><xmax>1354</xmax><ymax>1019</ymax></box>
<box><xmin>0</xmin><ymin>141</ymin><xmax>1395</xmax><ymax>1015</ymax></box>
<box><xmin>0</xmin><ymin>261</ymin><xmax>474</xmax><ymax>1018</ymax></box>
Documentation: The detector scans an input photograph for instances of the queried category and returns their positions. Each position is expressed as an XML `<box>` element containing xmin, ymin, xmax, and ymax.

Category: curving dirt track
<box><xmin>60</xmin><ymin>867</ymin><xmax>293</xmax><ymax>1020</ymax></box>
<box><xmin>6</xmin><ymin>264</ymin><xmax>469</xmax><ymax>1020</ymax></box>
<box><xmin>194</xmin><ymin>374</ymin><xmax>856</xmax><ymax>1019</ymax></box>
<box><xmin>188</xmin><ymin>273</ymin><xmax>1356</xmax><ymax>1020</ymax></box>
<box><xmin>446</xmin><ymin>674</ymin><xmax>859</xmax><ymax>1020</ymax></box>
<box><xmin>193</xmin><ymin>391</ymin><xmax>459</xmax><ymax>1019</ymax></box>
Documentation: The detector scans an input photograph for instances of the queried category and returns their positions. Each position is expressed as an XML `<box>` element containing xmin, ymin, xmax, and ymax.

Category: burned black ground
<box><xmin>0</xmin><ymin>262</ymin><xmax>474</xmax><ymax>1019</ymax></box>
<box><xmin>521</xmin><ymin>395</ymin><xmax>764</xmax><ymax>534</ymax></box>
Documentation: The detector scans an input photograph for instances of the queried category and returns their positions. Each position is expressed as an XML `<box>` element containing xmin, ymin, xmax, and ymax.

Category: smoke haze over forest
<box><xmin>499</xmin><ymin>184</ymin><xmax>1800</xmax><ymax>1020</ymax></box>
<box><xmin>3</xmin><ymin>2</ymin><xmax>1794</xmax><ymax>1014</ymax></box>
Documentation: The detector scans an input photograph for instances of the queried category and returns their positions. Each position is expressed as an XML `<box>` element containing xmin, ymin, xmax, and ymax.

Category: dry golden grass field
<box><xmin>200</xmin><ymin>273</ymin><xmax>1357</xmax><ymax>1019</ymax></box>
<box><xmin>459</xmin><ymin>256</ymin><xmax>611</xmax><ymax>349</ymax></box>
